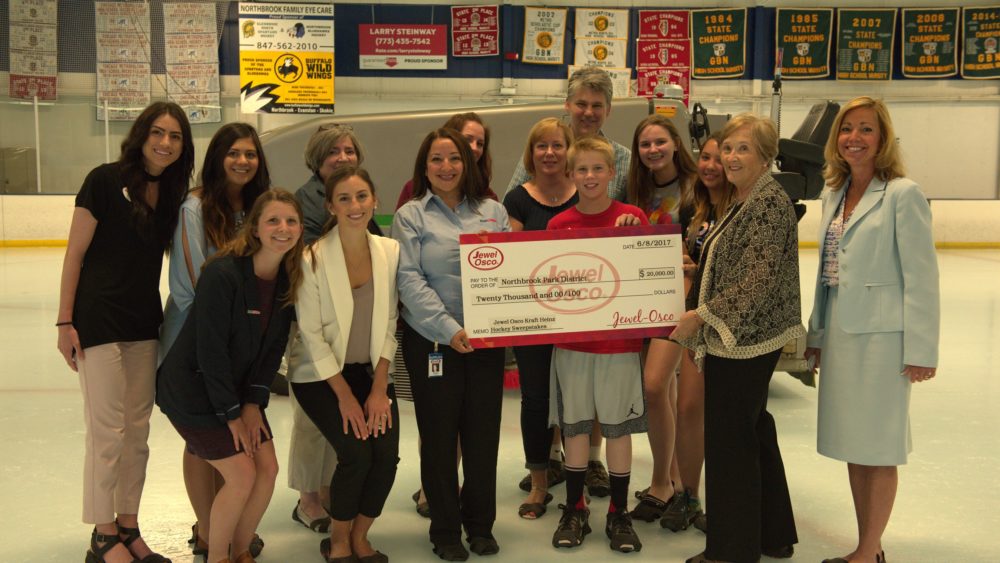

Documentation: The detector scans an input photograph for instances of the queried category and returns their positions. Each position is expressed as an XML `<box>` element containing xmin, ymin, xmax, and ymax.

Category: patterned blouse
<box><xmin>821</xmin><ymin>197</ymin><xmax>847</xmax><ymax>287</ymax></box>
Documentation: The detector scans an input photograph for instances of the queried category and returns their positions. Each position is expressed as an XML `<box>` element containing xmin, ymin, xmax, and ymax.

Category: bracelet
<box><xmin>55</xmin><ymin>321</ymin><xmax>73</xmax><ymax>327</ymax></box>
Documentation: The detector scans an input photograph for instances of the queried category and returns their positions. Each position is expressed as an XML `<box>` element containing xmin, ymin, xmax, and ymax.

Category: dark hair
<box><xmin>118</xmin><ymin>101</ymin><xmax>195</xmax><ymax>248</ymax></box>
<box><xmin>199</xmin><ymin>123</ymin><xmax>270</xmax><ymax>249</ymax></box>
<box><xmin>317</xmin><ymin>165</ymin><xmax>377</xmax><ymax>239</ymax></box>
<box><xmin>627</xmin><ymin>114</ymin><xmax>697</xmax><ymax>213</ymax></box>
<box><xmin>687</xmin><ymin>132</ymin><xmax>735</xmax><ymax>241</ymax></box>
<box><xmin>442</xmin><ymin>112</ymin><xmax>492</xmax><ymax>186</ymax></box>
<box><xmin>410</xmin><ymin>128</ymin><xmax>487</xmax><ymax>202</ymax></box>
<box><xmin>214</xmin><ymin>189</ymin><xmax>305</xmax><ymax>307</ymax></box>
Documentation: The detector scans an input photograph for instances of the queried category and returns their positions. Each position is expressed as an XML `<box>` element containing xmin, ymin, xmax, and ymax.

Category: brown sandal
<box><xmin>518</xmin><ymin>491</ymin><xmax>554</xmax><ymax>519</ymax></box>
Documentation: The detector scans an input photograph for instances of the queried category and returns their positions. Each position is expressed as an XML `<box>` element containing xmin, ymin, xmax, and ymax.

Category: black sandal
<box><xmin>116</xmin><ymin>522</ymin><xmax>172</xmax><ymax>563</ymax></box>
<box><xmin>86</xmin><ymin>528</ymin><xmax>138</xmax><ymax>563</ymax></box>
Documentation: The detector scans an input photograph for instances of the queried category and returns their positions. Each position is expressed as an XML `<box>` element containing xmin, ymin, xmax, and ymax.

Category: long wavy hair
<box><xmin>118</xmin><ymin>101</ymin><xmax>195</xmax><ymax>248</ymax></box>
<box><xmin>410</xmin><ymin>128</ymin><xmax>487</xmax><ymax>203</ymax></box>
<box><xmin>214</xmin><ymin>189</ymin><xmax>305</xmax><ymax>307</ymax></box>
<box><xmin>198</xmin><ymin>123</ymin><xmax>270</xmax><ymax>249</ymax></box>
<box><xmin>687</xmin><ymin>133</ymin><xmax>735</xmax><ymax>242</ymax></box>
<box><xmin>822</xmin><ymin>96</ymin><xmax>905</xmax><ymax>189</ymax></box>
<box><xmin>627</xmin><ymin>114</ymin><xmax>697</xmax><ymax>213</ymax></box>
<box><xmin>442</xmin><ymin>112</ymin><xmax>492</xmax><ymax>186</ymax></box>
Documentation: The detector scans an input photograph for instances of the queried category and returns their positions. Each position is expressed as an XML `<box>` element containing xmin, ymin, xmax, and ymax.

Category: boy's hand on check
<box><xmin>614</xmin><ymin>213</ymin><xmax>642</xmax><ymax>226</ymax></box>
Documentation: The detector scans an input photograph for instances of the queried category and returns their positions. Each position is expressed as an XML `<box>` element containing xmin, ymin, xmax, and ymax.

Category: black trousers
<box><xmin>513</xmin><ymin>344</ymin><xmax>555</xmax><ymax>469</ymax></box>
<box><xmin>703</xmin><ymin>350</ymin><xmax>798</xmax><ymax>563</ymax></box>
<box><xmin>402</xmin><ymin>322</ymin><xmax>505</xmax><ymax>546</ymax></box>
<box><xmin>291</xmin><ymin>364</ymin><xmax>400</xmax><ymax>522</ymax></box>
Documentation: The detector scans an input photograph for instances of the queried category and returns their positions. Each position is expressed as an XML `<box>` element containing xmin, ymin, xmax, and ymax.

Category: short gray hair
<box><xmin>303</xmin><ymin>124</ymin><xmax>365</xmax><ymax>174</ymax></box>
<box><xmin>567</xmin><ymin>66</ymin><xmax>613</xmax><ymax>106</ymax></box>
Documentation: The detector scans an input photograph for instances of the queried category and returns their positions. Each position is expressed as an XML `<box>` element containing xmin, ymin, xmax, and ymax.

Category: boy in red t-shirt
<box><xmin>547</xmin><ymin>137</ymin><xmax>648</xmax><ymax>553</ymax></box>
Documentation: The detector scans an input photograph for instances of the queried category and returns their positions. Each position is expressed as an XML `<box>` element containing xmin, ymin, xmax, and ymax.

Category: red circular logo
<box><xmin>467</xmin><ymin>246</ymin><xmax>504</xmax><ymax>270</ymax></box>
<box><xmin>528</xmin><ymin>252</ymin><xmax>620</xmax><ymax>314</ymax></box>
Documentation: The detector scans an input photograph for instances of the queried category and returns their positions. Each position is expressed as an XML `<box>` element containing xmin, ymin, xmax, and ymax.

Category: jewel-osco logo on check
<box><xmin>467</xmin><ymin>246</ymin><xmax>504</xmax><ymax>270</ymax></box>
<box><xmin>528</xmin><ymin>252</ymin><xmax>621</xmax><ymax>314</ymax></box>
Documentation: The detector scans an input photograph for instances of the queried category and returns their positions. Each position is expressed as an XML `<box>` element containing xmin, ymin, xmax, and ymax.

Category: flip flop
<box><xmin>518</xmin><ymin>492</ymin><xmax>554</xmax><ymax>519</ymax></box>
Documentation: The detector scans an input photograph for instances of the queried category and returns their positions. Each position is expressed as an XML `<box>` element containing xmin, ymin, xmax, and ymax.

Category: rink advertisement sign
<box><xmin>961</xmin><ymin>6</ymin><xmax>1000</xmax><ymax>79</ymax></box>
<box><xmin>901</xmin><ymin>8</ymin><xmax>958</xmax><ymax>78</ymax></box>
<box><xmin>691</xmin><ymin>8</ymin><xmax>747</xmax><ymax>79</ymax></box>
<box><xmin>238</xmin><ymin>2</ymin><xmax>335</xmax><ymax>114</ymax></box>
<box><xmin>775</xmin><ymin>8</ymin><xmax>833</xmax><ymax>79</ymax></box>
<box><xmin>359</xmin><ymin>25</ymin><xmax>448</xmax><ymax>69</ymax></box>
<box><xmin>452</xmin><ymin>6</ymin><xmax>499</xmax><ymax>57</ymax></box>
<box><xmin>836</xmin><ymin>9</ymin><xmax>896</xmax><ymax>81</ymax></box>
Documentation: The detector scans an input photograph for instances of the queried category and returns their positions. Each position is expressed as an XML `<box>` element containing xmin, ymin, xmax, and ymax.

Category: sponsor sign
<box><xmin>239</xmin><ymin>2</ymin><xmax>335</xmax><ymax>114</ymax></box>
<box><xmin>359</xmin><ymin>24</ymin><xmax>448</xmax><ymax>69</ymax></box>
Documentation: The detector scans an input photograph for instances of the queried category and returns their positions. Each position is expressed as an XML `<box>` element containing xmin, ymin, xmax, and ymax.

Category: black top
<box><xmin>502</xmin><ymin>184</ymin><xmax>579</xmax><ymax>232</ymax></box>
<box><xmin>686</xmin><ymin>202</ymin><xmax>742</xmax><ymax>312</ymax></box>
<box><xmin>73</xmin><ymin>163</ymin><xmax>167</xmax><ymax>349</ymax></box>
<box><xmin>157</xmin><ymin>255</ymin><xmax>294</xmax><ymax>428</ymax></box>
<box><xmin>685</xmin><ymin>203</ymin><xmax>716</xmax><ymax>264</ymax></box>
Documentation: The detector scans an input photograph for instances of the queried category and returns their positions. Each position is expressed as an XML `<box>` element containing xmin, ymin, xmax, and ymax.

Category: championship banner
<box><xmin>238</xmin><ymin>2</ymin><xmax>335</xmax><ymax>114</ymax></box>
<box><xmin>164</xmin><ymin>2</ymin><xmax>221</xmax><ymax>123</ymax></box>
<box><xmin>8</xmin><ymin>0</ymin><xmax>58</xmax><ymax>100</ymax></box>
<box><xmin>573</xmin><ymin>38</ymin><xmax>627</xmax><ymax>68</ymax></box>
<box><xmin>961</xmin><ymin>6</ymin><xmax>1000</xmax><ymax>79</ymax></box>
<box><xmin>459</xmin><ymin>225</ymin><xmax>684</xmax><ymax>348</ymax></box>
<box><xmin>523</xmin><ymin>6</ymin><xmax>567</xmax><ymax>64</ymax></box>
<box><xmin>359</xmin><ymin>25</ymin><xmax>448</xmax><ymax>70</ymax></box>
<box><xmin>636</xmin><ymin>39</ymin><xmax>690</xmax><ymax>68</ymax></box>
<box><xmin>775</xmin><ymin>8</ymin><xmax>833</xmax><ymax>79</ymax></box>
<box><xmin>691</xmin><ymin>8</ymin><xmax>747</xmax><ymax>79</ymax></box>
<box><xmin>636</xmin><ymin>67</ymin><xmax>690</xmax><ymax>104</ymax></box>
<box><xmin>836</xmin><ymin>9</ymin><xmax>896</xmax><ymax>81</ymax></box>
<box><xmin>638</xmin><ymin>10</ymin><xmax>689</xmax><ymax>40</ymax></box>
<box><xmin>95</xmin><ymin>1</ymin><xmax>151</xmax><ymax>121</ymax></box>
<box><xmin>575</xmin><ymin>9</ymin><xmax>628</xmax><ymax>39</ymax></box>
<box><xmin>567</xmin><ymin>65</ymin><xmax>631</xmax><ymax>98</ymax></box>
<box><xmin>901</xmin><ymin>8</ymin><xmax>958</xmax><ymax>78</ymax></box>
<box><xmin>452</xmin><ymin>5</ymin><xmax>499</xmax><ymax>57</ymax></box>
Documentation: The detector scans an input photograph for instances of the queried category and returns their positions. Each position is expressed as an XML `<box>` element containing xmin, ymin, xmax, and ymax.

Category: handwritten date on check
<box><xmin>459</xmin><ymin>225</ymin><xmax>685</xmax><ymax>347</ymax></box>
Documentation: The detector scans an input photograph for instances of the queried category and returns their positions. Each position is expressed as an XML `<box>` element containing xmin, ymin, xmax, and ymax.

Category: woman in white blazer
<box><xmin>805</xmin><ymin>97</ymin><xmax>940</xmax><ymax>563</ymax></box>
<box><xmin>288</xmin><ymin>165</ymin><xmax>400</xmax><ymax>563</ymax></box>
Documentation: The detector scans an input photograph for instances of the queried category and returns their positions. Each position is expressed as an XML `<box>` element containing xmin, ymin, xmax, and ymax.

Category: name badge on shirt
<box><xmin>247</xmin><ymin>309</ymin><xmax>261</xmax><ymax>315</ymax></box>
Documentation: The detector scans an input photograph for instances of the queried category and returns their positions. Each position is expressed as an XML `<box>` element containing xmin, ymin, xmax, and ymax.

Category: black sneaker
<box><xmin>552</xmin><ymin>504</ymin><xmax>591</xmax><ymax>548</ymax></box>
<box><xmin>660</xmin><ymin>492</ymin><xmax>704</xmax><ymax>532</ymax></box>
<box><xmin>585</xmin><ymin>460</ymin><xmax>611</xmax><ymax>497</ymax></box>
<box><xmin>606</xmin><ymin>511</ymin><xmax>642</xmax><ymax>553</ymax></box>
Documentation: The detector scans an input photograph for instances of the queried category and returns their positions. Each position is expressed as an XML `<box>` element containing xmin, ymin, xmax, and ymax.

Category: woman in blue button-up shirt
<box><xmin>393</xmin><ymin>128</ymin><xmax>510</xmax><ymax>560</ymax></box>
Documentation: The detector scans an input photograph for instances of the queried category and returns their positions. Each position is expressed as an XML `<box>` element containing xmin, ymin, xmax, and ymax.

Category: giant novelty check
<box><xmin>459</xmin><ymin>225</ymin><xmax>685</xmax><ymax>347</ymax></box>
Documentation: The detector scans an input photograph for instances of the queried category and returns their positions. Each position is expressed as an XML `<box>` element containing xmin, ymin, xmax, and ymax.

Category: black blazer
<box><xmin>157</xmin><ymin>254</ymin><xmax>293</xmax><ymax>428</ymax></box>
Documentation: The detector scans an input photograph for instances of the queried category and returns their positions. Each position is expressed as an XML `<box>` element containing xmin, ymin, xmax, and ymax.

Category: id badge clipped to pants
<box><xmin>428</xmin><ymin>341</ymin><xmax>444</xmax><ymax>378</ymax></box>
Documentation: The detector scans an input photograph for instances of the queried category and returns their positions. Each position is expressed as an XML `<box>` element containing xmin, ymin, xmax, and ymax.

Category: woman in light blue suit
<box><xmin>288</xmin><ymin>165</ymin><xmax>400</xmax><ymax>563</ymax></box>
<box><xmin>805</xmin><ymin>96</ymin><xmax>939</xmax><ymax>563</ymax></box>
